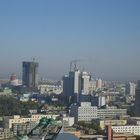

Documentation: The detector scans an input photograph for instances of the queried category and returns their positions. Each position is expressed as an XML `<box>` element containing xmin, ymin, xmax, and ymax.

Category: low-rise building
<box><xmin>107</xmin><ymin>125</ymin><xmax>136</xmax><ymax>140</ymax></box>
<box><xmin>63</xmin><ymin>117</ymin><xmax>74</xmax><ymax>127</ymax></box>
<box><xmin>70</xmin><ymin>102</ymin><xmax>127</xmax><ymax>122</ymax></box>
<box><xmin>38</xmin><ymin>84</ymin><xmax>63</xmax><ymax>94</ymax></box>
<box><xmin>12</xmin><ymin>122</ymin><xmax>37</xmax><ymax>136</ymax></box>
<box><xmin>99</xmin><ymin>119</ymin><xmax>127</xmax><ymax>130</ymax></box>
<box><xmin>112</xmin><ymin>125</ymin><xmax>140</xmax><ymax>136</ymax></box>
<box><xmin>113</xmin><ymin>134</ymin><xmax>136</xmax><ymax>140</ymax></box>
<box><xmin>98</xmin><ymin>106</ymin><xmax>127</xmax><ymax>119</ymax></box>
<box><xmin>3</xmin><ymin>114</ymin><xmax>59</xmax><ymax>129</ymax></box>
<box><xmin>130</xmin><ymin>117</ymin><xmax>140</xmax><ymax>125</ymax></box>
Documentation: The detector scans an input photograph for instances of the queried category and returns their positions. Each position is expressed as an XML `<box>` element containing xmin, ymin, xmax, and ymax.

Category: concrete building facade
<box><xmin>22</xmin><ymin>61</ymin><xmax>39</xmax><ymax>88</ymax></box>
<box><xmin>112</xmin><ymin>125</ymin><xmax>140</xmax><ymax>136</ymax></box>
<box><xmin>70</xmin><ymin>102</ymin><xmax>127</xmax><ymax>122</ymax></box>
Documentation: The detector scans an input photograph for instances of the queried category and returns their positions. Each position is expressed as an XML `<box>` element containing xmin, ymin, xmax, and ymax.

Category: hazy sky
<box><xmin>0</xmin><ymin>0</ymin><xmax>140</xmax><ymax>80</ymax></box>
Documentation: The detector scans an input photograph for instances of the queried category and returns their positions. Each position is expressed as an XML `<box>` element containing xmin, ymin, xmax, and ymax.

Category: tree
<box><xmin>0</xmin><ymin>96</ymin><xmax>38</xmax><ymax>116</ymax></box>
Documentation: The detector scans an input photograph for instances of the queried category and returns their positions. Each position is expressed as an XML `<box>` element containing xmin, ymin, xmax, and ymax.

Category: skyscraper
<box><xmin>62</xmin><ymin>75</ymin><xmax>70</xmax><ymax>96</ymax></box>
<box><xmin>81</xmin><ymin>71</ymin><xmax>90</xmax><ymax>95</ymax></box>
<box><xmin>69</xmin><ymin>70</ymin><xmax>81</xmax><ymax>96</ymax></box>
<box><xmin>22</xmin><ymin>61</ymin><xmax>39</xmax><ymax>88</ymax></box>
<box><xmin>63</xmin><ymin>69</ymin><xmax>82</xmax><ymax>103</ymax></box>
<box><xmin>126</xmin><ymin>82</ymin><xmax>136</xmax><ymax>96</ymax></box>
<box><xmin>135</xmin><ymin>80</ymin><xmax>140</xmax><ymax>116</ymax></box>
<box><xmin>62</xmin><ymin>61</ymin><xmax>91</xmax><ymax>103</ymax></box>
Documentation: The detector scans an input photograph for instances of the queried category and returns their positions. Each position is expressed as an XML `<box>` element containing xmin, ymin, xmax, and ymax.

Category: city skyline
<box><xmin>0</xmin><ymin>0</ymin><xmax>140</xmax><ymax>80</ymax></box>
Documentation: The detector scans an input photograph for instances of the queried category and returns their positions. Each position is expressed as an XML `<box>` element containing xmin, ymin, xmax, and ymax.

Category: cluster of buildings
<box><xmin>1</xmin><ymin>113</ymin><xmax>75</xmax><ymax>140</ymax></box>
<box><xmin>70</xmin><ymin>102</ymin><xmax>127</xmax><ymax>122</ymax></box>
<box><xmin>0</xmin><ymin>60</ymin><xmax>140</xmax><ymax>140</ymax></box>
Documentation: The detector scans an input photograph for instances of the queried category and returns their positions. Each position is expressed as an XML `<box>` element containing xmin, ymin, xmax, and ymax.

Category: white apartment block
<box><xmin>70</xmin><ymin>102</ymin><xmax>97</xmax><ymax>122</ymax></box>
<box><xmin>70</xmin><ymin>102</ymin><xmax>127</xmax><ymax>122</ymax></box>
<box><xmin>112</xmin><ymin>125</ymin><xmax>140</xmax><ymax>136</ymax></box>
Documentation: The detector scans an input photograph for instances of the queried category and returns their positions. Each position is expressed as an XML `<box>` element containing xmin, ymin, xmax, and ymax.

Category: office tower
<box><xmin>135</xmin><ymin>80</ymin><xmax>140</xmax><ymax>116</ymax></box>
<box><xmin>81</xmin><ymin>71</ymin><xmax>90</xmax><ymax>95</ymax></box>
<box><xmin>63</xmin><ymin>75</ymin><xmax>70</xmax><ymax>96</ymax></box>
<box><xmin>63</xmin><ymin>61</ymin><xmax>91</xmax><ymax>103</ymax></box>
<box><xmin>69</xmin><ymin>69</ymin><xmax>81</xmax><ymax>96</ymax></box>
<box><xmin>63</xmin><ymin>68</ymin><xmax>81</xmax><ymax>103</ymax></box>
<box><xmin>126</xmin><ymin>82</ymin><xmax>136</xmax><ymax>96</ymax></box>
<box><xmin>96</xmin><ymin>79</ymin><xmax>102</xmax><ymax>89</ymax></box>
<box><xmin>22</xmin><ymin>61</ymin><xmax>39</xmax><ymax>88</ymax></box>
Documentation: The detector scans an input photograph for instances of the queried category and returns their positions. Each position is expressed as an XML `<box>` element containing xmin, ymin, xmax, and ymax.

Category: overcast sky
<box><xmin>0</xmin><ymin>0</ymin><xmax>140</xmax><ymax>80</ymax></box>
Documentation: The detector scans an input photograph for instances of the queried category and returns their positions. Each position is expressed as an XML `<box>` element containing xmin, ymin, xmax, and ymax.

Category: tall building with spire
<box><xmin>22</xmin><ymin>61</ymin><xmax>39</xmax><ymax>88</ymax></box>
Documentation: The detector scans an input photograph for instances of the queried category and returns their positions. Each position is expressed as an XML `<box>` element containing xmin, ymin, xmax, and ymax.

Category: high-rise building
<box><xmin>135</xmin><ymin>80</ymin><xmax>140</xmax><ymax>116</ymax></box>
<box><xmin>126</xmin><ymin>82</ymin><xmax>136</xmax><ymax>96</ymax></box>
<box><xmin>63</xmin><ymin>62</ymin><xmax>91</xmax><ymax>103</ymax></box>
<box><xmin>81</xmin><ymin>71</ymin><xmax>90</xmax><ymax>95</ymax></box>
<box><xmin>63</xmin><ymin>70</ymin><xmax>82</xmax><ymax>103</ymax></box>
<box><xmin>96</xmin><ymin>79</ymin><xmax>102</xmax><ymax>89</ymax></box>
<box><xmin>69</xmin><ymin>70</ymin><xmax>81</xmax><ymax>95</ymax></box>
<box><xmin>22</xmin><ymin>61</ymin><xmax>39</xmax><ymax>88</ymax></box>
<box><xmin>63</xmin><ymin>75</ymin><xmax>70</xmax><ymax>96</ymax></box>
